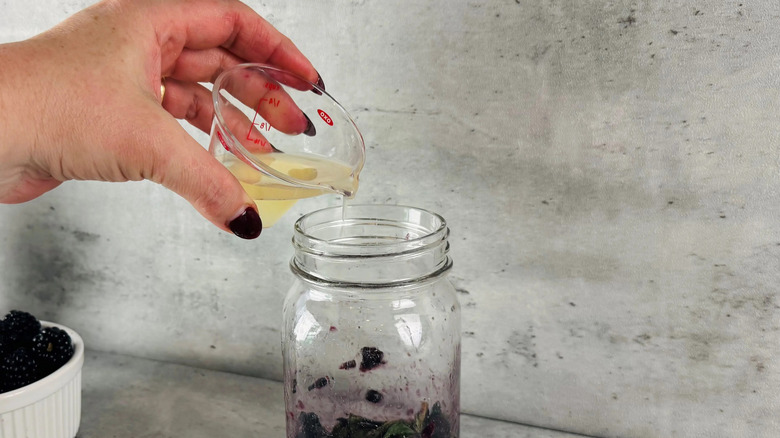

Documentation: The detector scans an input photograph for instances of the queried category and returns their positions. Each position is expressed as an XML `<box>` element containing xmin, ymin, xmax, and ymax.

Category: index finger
<box><xmin>151</xmin><ymin>0</ymin><xmax>319</xmax><ymax>85</ymax></box>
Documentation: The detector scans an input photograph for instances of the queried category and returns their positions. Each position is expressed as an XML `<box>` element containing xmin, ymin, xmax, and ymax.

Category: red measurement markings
<box><xmin>259</xmin><ymin>97</ymin><xmax>281</xmax><ymax>107</ymax></box>
<box><xmin>246</xmin><ymin>109</ymin><xmax>267</xmax><ymax>146</ymax></box>
<box><xmin>217</xmin><ymin>130</ymin><xmax>230</xmax><ymax>152</ymax></box>
<box><xmin>245</xmin><ymin>121</ymin><xmax>269</xmax><ymax>147</ymax></box>
<box><xmin>318</xmin><ymin>109</ymin><xmax>333</xmax><ymax>126</ymax></box>
<box><xmin>264</xmin><ymin>82</ymin><xmax>280</xmax><ymax>91</ymax></box>
<box><xmin>248</xmin><ymin>121</ymin><xmax>271</xmax><ymax>132</ymax></box>
<box><xmin>245</xmin><ymin>98</ymin><xmax>281</xmax><ymax>145</ymax></box>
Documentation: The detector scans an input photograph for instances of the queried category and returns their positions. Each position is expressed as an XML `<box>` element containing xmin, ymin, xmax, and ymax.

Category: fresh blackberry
<box><xmin>1</xmin><ymin>348</ymin><xmax>38</xmax><ymax>393</ymax></box>
<box><xmin>365</xmin><ymin>389</ymin><xmax>383</xmax><ymax>403</ymax></box>
<box><xmin>359</xmin><ymin>346</ymin><xmax>384</xmax><ymax>371</ymax></box>
<box><xmin>0</xmin><ymin>329</ymin><xmax>12</xmax><ymax>358</ymax></box>
<box><xmin>2</xmin><ymin>310</ymin><xmax>41</xmax><ymax>348</ymax></box>
<box><xmin>32</xmin><ymin>326</ymin><xmax>74</xmax><ymax>377</ymax></box>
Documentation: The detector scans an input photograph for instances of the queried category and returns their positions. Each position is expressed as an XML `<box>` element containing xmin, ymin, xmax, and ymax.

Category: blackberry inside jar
<box><xmin>283</xmin><ymin>205</ymin><xmax>460</xmax><ymax>438</ymax></box>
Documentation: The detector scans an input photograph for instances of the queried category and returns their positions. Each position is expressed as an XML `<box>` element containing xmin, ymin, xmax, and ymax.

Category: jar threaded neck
<box><xmin>291</xmin><ymin>205</ymin><xmax>452</xmax><ymax>287</ymax></box>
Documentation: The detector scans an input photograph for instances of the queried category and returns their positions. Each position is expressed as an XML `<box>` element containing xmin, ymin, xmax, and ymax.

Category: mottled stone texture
<box><xmin>1</xmin><ymin>1</ymin><xmax>779</xmax><ymax>437</ymax></box>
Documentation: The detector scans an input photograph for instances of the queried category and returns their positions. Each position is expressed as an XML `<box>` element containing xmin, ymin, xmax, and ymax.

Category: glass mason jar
<box><xmin>283</xmin><ymin>205</ymin><xmax>460</xmax><ymax>438</ymax></box>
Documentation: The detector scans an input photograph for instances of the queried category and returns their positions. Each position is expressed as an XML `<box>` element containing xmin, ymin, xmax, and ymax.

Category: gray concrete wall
<box><xmin>2</xmin><ymin>1</ymin><xmax>779</xmax><ymax>436</ymax></box>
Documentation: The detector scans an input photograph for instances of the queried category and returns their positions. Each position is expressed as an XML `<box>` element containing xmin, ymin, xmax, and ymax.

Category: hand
<box><xmin>0</xmin><ymin>0</ymin><xmax>323</xmax><ymax>239</ymax></box>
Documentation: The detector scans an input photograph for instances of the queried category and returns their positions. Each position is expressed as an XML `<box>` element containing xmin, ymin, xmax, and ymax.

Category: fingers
<box><xmin>162</xmin><ymin>78</ymin><xmax>276</xmax><ymax>153</ymax></box>
<box><xmin>152</xmin><ymin>0</ymin><xmax>319</xmax><ymax>85</ymax></box>
<box><xmin>142</xmin><ymin>110</ymin><xmax>263</xmax><ymax>239</ymax></box>
<box><xmin>164</xmin><ymin>66</ymin><xmax>309</xmax><ymax>146</ymax></box>
<box><xmin>217</xmin><ymin>68</ymin><xmax>309</xmax><ymax>135</ymax></box>
<box><xmin>166</xmin><ymin>48</ymin><xmax>243</xmax><ymax>84</ymax></box>
<box><xmin>168</xmin><ymin>48</ymin><xmax>315</xmax><ymax>92</ymax></box>
<box><xmin>0</xmin><ymin>177</ymin><xmax>62</xmax><ymax>204</ymax></box>
<box><xmin>160</xmin><ymin>78</ymin><xmax>214</xmax><ymax>133</ymax></box>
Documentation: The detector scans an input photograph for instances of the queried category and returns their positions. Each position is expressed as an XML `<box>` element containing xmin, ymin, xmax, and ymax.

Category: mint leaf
<box><xmin>382</xmin><ymin>422</ymin><xmax>419</xmax><ymax>438</ymax></box>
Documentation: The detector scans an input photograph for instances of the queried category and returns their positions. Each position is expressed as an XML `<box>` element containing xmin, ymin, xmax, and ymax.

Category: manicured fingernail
<box><xmin>228</xmin><ymin>207</ymin><xmax>262</xmax><ymax>239</ymax></box>
<box><xmin>303</xmin><ymin>113</ymin><xmax>316</xmax><ymax>136</ymax></box>
<box><xmin>312</xmin><ymin>71</ymin><xmax>325</xmax><ymax>95</ymax></box>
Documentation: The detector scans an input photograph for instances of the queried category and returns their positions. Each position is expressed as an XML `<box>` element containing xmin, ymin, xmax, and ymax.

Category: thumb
<box><xmin>146</xmin><ymin>117</ymin><xmax>262</xmax><ymax>239</ymax></box>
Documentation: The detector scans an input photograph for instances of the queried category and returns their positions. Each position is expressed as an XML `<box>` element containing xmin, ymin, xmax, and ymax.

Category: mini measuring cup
<box><xmin>209</xmin><ymin>63</ymin><xmax>365</xmax><ymax>227</ymax></box>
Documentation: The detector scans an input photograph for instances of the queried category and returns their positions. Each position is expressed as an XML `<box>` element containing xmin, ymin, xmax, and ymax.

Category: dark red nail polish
<box><xmin>229</xmin><ymin>207</ymin><xmax>262</xmax><ymax>239</ymax></box>
<box><xmin>303</xmin><ymin>113</ymin><xmax>316</xmax><ymax>136</ymax></box>
<box><xmin>312</xmin><ymin>72</ymin><xmax>325</xmax><ymax>95</ymax></box>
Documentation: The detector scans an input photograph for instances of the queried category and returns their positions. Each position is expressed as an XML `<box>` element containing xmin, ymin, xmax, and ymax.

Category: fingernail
<box><xmin>312</xmin><ymin>71</ymin><xmax>325</xmax><ymax>95</ymax></box>
<box><xmin>228</xmin><ymin>207</ymin><xmax>263</xmax><ymax>239</ymax></box>
<box><xmin>303</xmin><ymin>113</ymin><xmax>316</xmax><ymax>136</ymax></box>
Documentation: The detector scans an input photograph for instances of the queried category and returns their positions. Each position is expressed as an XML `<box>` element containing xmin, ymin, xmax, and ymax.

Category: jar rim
<box><xmin>292</xmin><ymin>204</ymin><xmax>449</xmax><ymax>258</ymax></box>
<box><xmin>291</xmin><ymin>204</ymin><xmax>452</xmax><ymax>287</ymax></box>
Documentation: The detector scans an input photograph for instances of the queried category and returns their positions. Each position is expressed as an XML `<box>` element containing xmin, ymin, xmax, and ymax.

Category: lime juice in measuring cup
<box><xmin>209</xmin><ymin>64</ymin><xmax>365</xmax><ymax>227</ymax></box>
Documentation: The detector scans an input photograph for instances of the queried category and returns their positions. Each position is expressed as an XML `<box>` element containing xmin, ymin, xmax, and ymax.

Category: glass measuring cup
<box><xmin>209</xmin><ymin>64</ymin><xmax>365</xmax><ymax>227</ymax></box>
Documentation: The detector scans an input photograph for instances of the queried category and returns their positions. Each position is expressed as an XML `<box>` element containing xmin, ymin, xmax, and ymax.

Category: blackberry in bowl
<box><xmin>0</xmin><ymin>310</ymin><xmax>84</xmax><ymax>438</ymax></box>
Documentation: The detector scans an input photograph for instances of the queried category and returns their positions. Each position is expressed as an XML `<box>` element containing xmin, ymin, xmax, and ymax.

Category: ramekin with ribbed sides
<box><xmin>0</xmin><ymin>322</ymin><xmax>84</xmax><ymax>438</ymax></box>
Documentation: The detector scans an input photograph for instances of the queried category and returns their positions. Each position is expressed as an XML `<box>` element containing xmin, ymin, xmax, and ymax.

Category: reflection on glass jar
<box><xmin>283</xmin><ymin>205</ymin><xmax>460</xmax><ymax>438</ymax></box>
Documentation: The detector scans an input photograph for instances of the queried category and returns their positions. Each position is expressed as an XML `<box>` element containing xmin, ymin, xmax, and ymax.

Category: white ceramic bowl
<box><xmin>0</xmin><ymin>321</ymin><xmax>84</xmax><ymax>438</ymax></box>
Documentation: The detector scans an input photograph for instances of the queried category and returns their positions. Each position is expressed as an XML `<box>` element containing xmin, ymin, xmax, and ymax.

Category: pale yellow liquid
<box><xmin>224</xmin><ymin>152</ymin><xmax>358</xmax><ymax>227</ymax></box>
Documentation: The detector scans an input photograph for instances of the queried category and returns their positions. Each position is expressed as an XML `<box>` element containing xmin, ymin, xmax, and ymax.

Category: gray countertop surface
<box><xmin>79</xmin><ymin>350</ymin><xmax>585</xmax><ymax>438</ymax></box>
